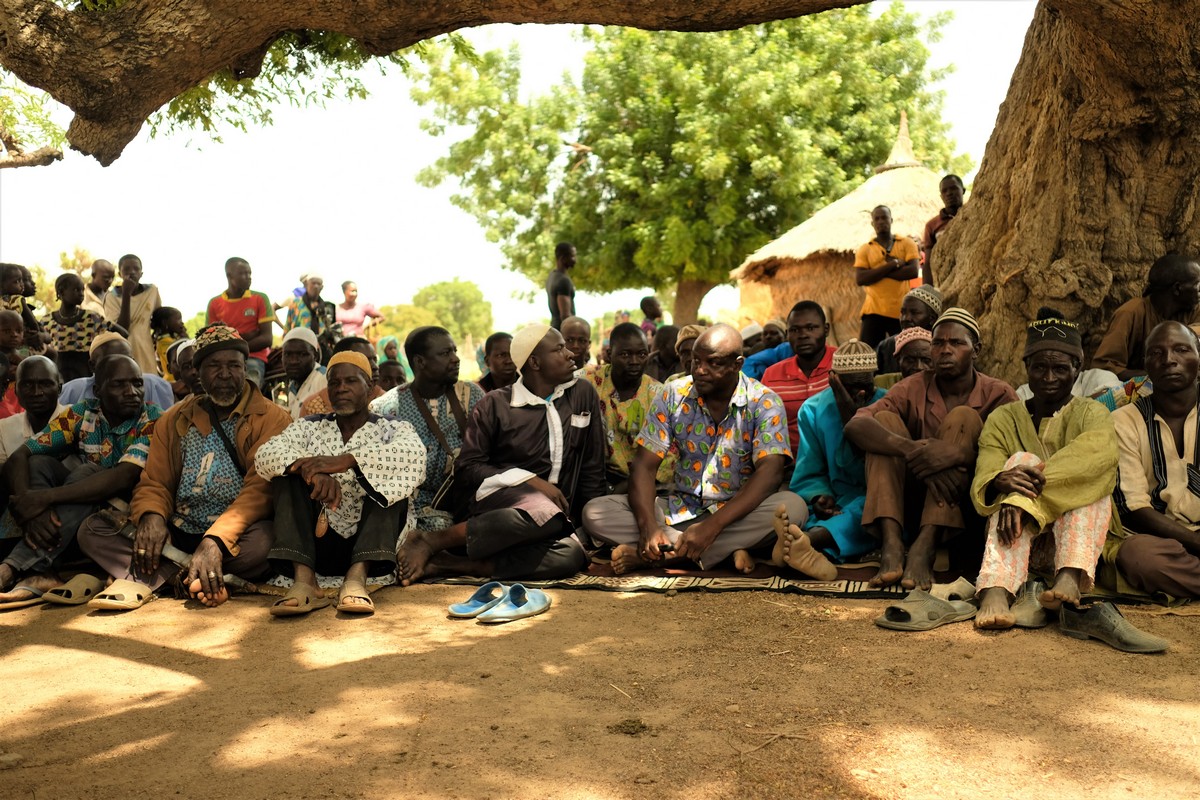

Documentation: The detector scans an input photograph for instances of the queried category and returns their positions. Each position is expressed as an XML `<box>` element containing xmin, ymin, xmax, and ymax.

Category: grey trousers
<box><xmin>2</xmin><ymin>457</ymin><xmax>105</xmax><ymax>574</ymax></box>
<box><xmin>582</xmin><ymin>491</ymin><xmax>808</xmax><ymax>570</ymax></box>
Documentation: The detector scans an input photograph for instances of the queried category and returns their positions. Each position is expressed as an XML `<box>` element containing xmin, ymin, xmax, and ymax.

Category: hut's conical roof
<box><xmin>733</xmin><ymin>113</ymin><xmax>948</xmax><ymax>282</ymax></box>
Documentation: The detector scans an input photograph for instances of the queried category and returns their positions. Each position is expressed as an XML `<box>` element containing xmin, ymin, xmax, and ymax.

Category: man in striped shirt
<box><xmin>760</xmin><ymin>301</ymin><xmax>836</xmax><ymax>455</ymax></box>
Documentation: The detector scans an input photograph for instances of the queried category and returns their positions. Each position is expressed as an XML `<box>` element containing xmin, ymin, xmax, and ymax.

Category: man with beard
<box><xmin>561</xmin><ymin>316</ymin><xmax>593</xmax><ymax>374</ymax></box>
<box><xmin>845</xmin><ymin>308</ymin><xmax>1017</xmax><ymax>591</ymax></box>
<box><xmin>784</xmin><ymin>339</ymin><xmax>890</xmax><ymax>573</ymax></box>
<box><xmin>875</xmin><ymin>285</ymin><xmax>942</xmax><ymax>376</ymax></box>
<box><xmin>258</xmin><ymin>352</ymin><xmax>425</xmax><ymax>616</ymax></box>
<box><xmin>583</xmin><ymin>325</ymin><xmax>805</xmax><ymax>575</ymax></box>
<box><xmin>478</xmin><ymin>332</ymin><xmax>517</xmax><ymax>393</ymax></box>
<box><xmin>0</xmin><ymin>355</ymin><xmax>160</xmax><ymax>605</ymax></box>
<box><xmin>1093</xmin><ymin>253</ymin><xmax>1200</xmax><ymax>379</ymax></box>
<box><xmin>371</xmin><ymin>326</ymin><xmax>484</xmax><ymax>532</ymax></box>
<box><xmin>396</xmin><ymin>325</ymin><xmax>599</xmax><ymax>585</ymax></box>
<box><xmin>76</xmin><ymin>325</ymin><xmax>291</xmax><ymax>610</ymax></box>
<box><xmin>761</xmin><ymin>301</ymin><xmax>837</xmax><ymax>455</ymax></box>
<box><xmin>588</xmin><ymin>322</ymin><xmax>675</xmax><ymax>491</ymax></box>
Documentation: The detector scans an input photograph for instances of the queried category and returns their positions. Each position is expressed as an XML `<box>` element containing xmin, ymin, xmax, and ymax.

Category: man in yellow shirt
<box><xmin>853</xmin><ymin>205</ymin><xmax>921</xmax><ymax>347</ymax></box>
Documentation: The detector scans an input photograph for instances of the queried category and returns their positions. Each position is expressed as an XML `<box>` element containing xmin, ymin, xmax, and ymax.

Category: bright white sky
<box><xmin>0</xmin><ymin>1</ymin><xmax>1035</xmax><ymax>331</ymax></box>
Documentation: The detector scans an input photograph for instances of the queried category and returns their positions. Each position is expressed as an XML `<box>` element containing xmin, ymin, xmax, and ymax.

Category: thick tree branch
<box><xmin>0</xmin><ymin>0</ymin><xmax>861</xmax><ymax>165</ymax></box>
<box><xmin>0</xmin><ymin>145</ymin><xmax>63</xmax><ymax>168</ymax></box>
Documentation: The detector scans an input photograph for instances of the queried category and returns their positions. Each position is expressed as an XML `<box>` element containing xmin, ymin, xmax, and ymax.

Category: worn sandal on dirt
<box><xmin>270</xmin><ymin>583</ymin><xmax>332</xmax><ymax>617</ymax></box>
<box><xmin>88</xmin><ymin>579</ymin><xmax>154</xmax><ymax>611</ymax></box>
<box><xmin>44</xmin><ymin>574</ymin><xmax>106</xmax><ymax>606</ymax></box>
<box><xmin>874</xmin><ymin>589</ymin><xmax>978</xmax><ymax>631</ymax></box>
<box><xmin>336</xmin><ymin>579</ymin><xmax>374</xmax><ymax>615</ymax></box>
<box><xmin>0</xmin><ymin>584</ymin><xmax>48</xmax><ymax>611</ymax></box>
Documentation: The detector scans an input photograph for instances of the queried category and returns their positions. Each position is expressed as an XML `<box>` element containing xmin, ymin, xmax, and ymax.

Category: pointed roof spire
<box><xmin>874</xmin><ymin>110</ymin><xmax>923</xmax><ymax>173</ymax></box>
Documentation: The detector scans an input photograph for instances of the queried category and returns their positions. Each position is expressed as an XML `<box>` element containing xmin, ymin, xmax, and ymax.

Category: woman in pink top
<box><xmin>335</xmin><ymin>281</ymin><xmax>385</xmax><ymax>337</ymax></box>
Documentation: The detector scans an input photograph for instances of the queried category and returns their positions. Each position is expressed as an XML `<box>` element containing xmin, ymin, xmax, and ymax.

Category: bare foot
<box><xmin>768</xmin><ymin>503</ymin><xmax>790</xmax><ymax>567</ymax></box>
<box><xmin>0</xmin><ymin>573</ymin><xmax>63</xmax><ymax>603</ymax></box>
<box><xmin>732</xmin><ymin>549</ymin><xmax>756</xmax><ymax>574</ymax></box>
<box><xmin>782</xmin><ymin>525</ymin><xmax>838</xmax><ymax>581</ymax></box>
<box><xmin>611</xmin><ymin>544</ymin><xmax>650</xmax><ymax>575</ymax></box>
<box><xmin>1039</xmin><ymin>567</ymin><xmax>1083</xmax><ymax>610</ymax></box>
<box><xmin>869</xmin><ymin>524</ymin><xmax>905</xmax><ymax>588</ymax></box>
<box><xmin>187</xmin><ymin>578</ymin><xmax>230</xmax><ymax>608</ymax></box>
<box><xmin>901</xmin><ymin>527</ymin><xmax>937</xmax><ymax>591</ymax></box>
<box><xmin>975</xmin><ymin>586</ymin><xmax>1016</xmax><ymax>629</ymax></box>
<box><xmin>396</xmin><ymin>529</ymin><xmax>438</xmax><ymax>587</ymax></box>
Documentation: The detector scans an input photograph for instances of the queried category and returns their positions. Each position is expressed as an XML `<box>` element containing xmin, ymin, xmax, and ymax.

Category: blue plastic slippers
<box><xmin>475</xmin><ymin>583</ymin><xmax>552</xmax><ymax>624</ymax></box>
<box><xmin>447</xmin><ymin>581</ymin><xmax>507</xmax><ymax>618</ymax></box>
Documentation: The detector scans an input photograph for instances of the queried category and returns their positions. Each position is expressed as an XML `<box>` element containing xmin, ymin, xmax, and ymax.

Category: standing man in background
<box><xmin>546</xmin><ymin>242</ymin><xmax>577</xmax><ymax>330</ymax></box>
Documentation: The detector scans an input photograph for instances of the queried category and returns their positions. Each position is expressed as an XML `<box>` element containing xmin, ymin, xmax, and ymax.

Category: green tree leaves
<box><xmin>414</xmin><ymin>6</ymin><xmax>970</xmax><ymax>321</ymax></box>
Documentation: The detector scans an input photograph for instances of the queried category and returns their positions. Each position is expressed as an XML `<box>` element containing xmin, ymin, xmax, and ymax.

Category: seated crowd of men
<box><xmin>1</xmin><ymin>253</ymin><xmax>1199</xmax><ymax>631</ymax></box>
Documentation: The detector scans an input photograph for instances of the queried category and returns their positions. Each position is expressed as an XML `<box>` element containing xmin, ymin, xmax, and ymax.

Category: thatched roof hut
<box><xmin>733</xmin><ymin>113</ymin><xmax>947</xmax><ymax>346</ymax></box>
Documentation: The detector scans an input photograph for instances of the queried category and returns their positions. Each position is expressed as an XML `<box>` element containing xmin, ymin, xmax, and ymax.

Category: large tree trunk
<box><xmin>673</xmin><ymin>278</ymin><xmax>716</xmax><ymax>327</ymax></box>
<box><xmin>0</xmin><ymin>0</ymin><xmax>858</xmax><ymax>165</ymax></box>
<box><xmin>936</xmin><ymin>0</ymin><xmax>1200</xmax><ymax>385</ymax></box>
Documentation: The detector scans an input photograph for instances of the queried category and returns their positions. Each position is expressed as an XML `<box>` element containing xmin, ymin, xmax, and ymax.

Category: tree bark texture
<box><xmin>0</xmin><ymin>0</ymin><xmax>858</xmax><ymax>165</ymax></box>
<box><xmin>673</xmin><ymin>278</ymin><xmax>716</xmax><ymax>327</ymax></box>
<box><xmin>935</xmin><ymin>0</ymin><xmax>1200</xmax><ymax>384</ymax></box>
<box><xmin>0</xmin><ymin>144</ymin><xmax>62</xmax><ymax>168</ymax></box>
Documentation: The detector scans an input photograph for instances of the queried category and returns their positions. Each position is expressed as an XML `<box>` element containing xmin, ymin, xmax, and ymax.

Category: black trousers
<box><xmin>269</xmin><ymin>475</ymin><xmax>403</xmax><ymax>578</ymax></box>
<box><xmin>465</xmin><ymin>509</ymin><xmax>587</xmax><ymax>581</ymax></box>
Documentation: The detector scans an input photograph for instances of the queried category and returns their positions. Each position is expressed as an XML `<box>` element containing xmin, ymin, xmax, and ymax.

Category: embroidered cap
<box><xmin>192</xmin><ymin>324</ymin><xmax>249</xmax><ymax>366</ymax></box>
<box><xmin>831</xmin><ymin>338</ymin><xmax>877</xmax><ymax>375</ymax></box>
<box><xmin>327</xmin><ymin>351</ymin><xmax>372</xmax><ymax>380</ymax></box>
<box><xmin>1024</xmin><ymin>306</ymin><xmax>1083</xmax><ymax>360</ymax></box>
<box><xmin>894</xmin><ymin>326</ymin><xmax>933</xmax><ymax>355</ymax></box>
<box><xmin>933</xmin><ymin>307</ymin><xmax>980</xmax><ymax>343</ymax></box>
<box><xmin>511</xmin><ymin>323</ymin><xmax>552</xmax><ymax>374</ymax></box>
<box><xmin>906</xmin><ymin>285</ymin><xmax>943</xmax><ymax>317</ymax></box>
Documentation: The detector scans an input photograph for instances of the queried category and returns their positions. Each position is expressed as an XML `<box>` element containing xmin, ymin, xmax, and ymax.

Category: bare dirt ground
<box><xmin>1</xmin><ymin>586</ymin><xmax>1198</xmax><ymax>799</ymax></box>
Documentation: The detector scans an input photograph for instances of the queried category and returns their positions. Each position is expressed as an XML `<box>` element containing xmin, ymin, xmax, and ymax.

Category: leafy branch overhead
<box><xmin>0</xmin><ymin>0</ymin><xmax>861</xmax><ymax>166</ymax></box>
<box><xmin>412</xmin><ymin>8</ymin><xmax>970</xmax><ymax>322</ymax></box>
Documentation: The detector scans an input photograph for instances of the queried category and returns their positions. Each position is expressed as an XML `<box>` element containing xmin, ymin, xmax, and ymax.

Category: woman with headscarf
<box><xmin>281</xmin><ymin>273</ymin><xmax>338</xmax><ymax>363</ymax></box>
<box><xmin>375</xmin><ymin>335</ymin><xmax>410</xmax><ymax>383</ymax></box>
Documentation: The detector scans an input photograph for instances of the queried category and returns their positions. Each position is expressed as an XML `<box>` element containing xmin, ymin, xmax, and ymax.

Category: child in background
<box><xmin>150</xmin><ymin>306</ymin><xmax>188</xmax><ymax>380</ymax></box>
<box><xmin>0</xmin><ymin>264</ymin><xmax>41</xmax><ymax>348</ymax></box>
<box><xmin>0</xmin><ymin>310</ymin><xmax>28</xmax><ymax>418</ymax></box>
<box><xmin>44</xmin><ymin>273</ymin><xmax>117</xmax><ymax>382</ymax></box>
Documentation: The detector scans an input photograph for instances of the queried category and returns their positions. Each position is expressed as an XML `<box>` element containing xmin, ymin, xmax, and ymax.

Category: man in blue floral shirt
<box><xmin>584</xmin><ymin>325</ymin><xmax>809</xmax><ymax>573</ymax></box>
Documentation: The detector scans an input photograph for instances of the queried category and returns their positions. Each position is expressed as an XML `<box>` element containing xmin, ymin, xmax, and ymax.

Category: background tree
<box><xmin>411</xmin><ymin>279</ymin><xmax>493</xmax><ymax>344</ymax></box>
<box><xmin>371</xmin><ymin>304</ymin><xmax>442</xmax><ymax>345</ymax></box>
<box><xmin>414</xmin><ymin>7</ymin><xmax>967</xmax><ymax>322</ymax></box>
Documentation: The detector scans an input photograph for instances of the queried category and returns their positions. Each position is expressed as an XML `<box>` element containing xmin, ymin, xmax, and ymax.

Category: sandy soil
<box><xmin>1</xmin><ymin>586</ymin><xmax>1197</xmax><ymax>799</ymax></box>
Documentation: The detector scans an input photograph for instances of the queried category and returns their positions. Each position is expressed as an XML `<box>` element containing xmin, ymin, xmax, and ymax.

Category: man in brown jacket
<box><xmin>79</xmin><ymin>325</ymin><xmax>292</xmax><ymax>609</ymax></box>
